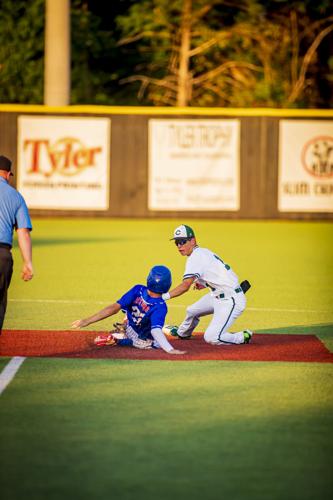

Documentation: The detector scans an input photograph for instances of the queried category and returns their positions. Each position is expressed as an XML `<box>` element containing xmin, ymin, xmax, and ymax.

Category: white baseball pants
<box><xmin>177</xmin><ymin>292</ymin><xmax>247</xmax><ymax>344</ymax></box>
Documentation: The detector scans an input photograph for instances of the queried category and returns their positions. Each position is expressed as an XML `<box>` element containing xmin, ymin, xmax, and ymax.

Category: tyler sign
<box><xmin>17</xmin><ymin>116</ymin><xmax>110</xmax><ymax>210</ymax></box>
<box><xmin>148</xmin><ymin>119</ymin><xmax>240</xmax><ymax>211</ymax></box>
<box><xmin>278</xmin><ymin>120</ymin><xmax>333</xmax><ymax>212</ymax></box>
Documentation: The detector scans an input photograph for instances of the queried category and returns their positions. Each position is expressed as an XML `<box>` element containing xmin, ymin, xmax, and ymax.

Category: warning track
<box><xmin>0</xmin><ymin>330</ymin><xmax>332</xmax><ymax>363</ymax></box>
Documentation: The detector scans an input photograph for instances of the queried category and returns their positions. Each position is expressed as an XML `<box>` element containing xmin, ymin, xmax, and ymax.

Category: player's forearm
<box><xmin>163</xmin><ymin>278</ymin><xmax>194</xmax><ymax>300</ymax></box>
<box><xmin>80</xmin><ymin>303</ymin><xmax>121</xmax><ymax>327</ymax></box>
<box><xmin>151</xmin><ymin>328</ymin><xmax>174</xmax><ymax>353</ymax></box>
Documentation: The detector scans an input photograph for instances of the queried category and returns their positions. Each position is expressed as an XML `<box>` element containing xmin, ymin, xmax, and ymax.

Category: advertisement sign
<box><xmin>278</xmin><ymin>120</ymin><xmax>333</xmax><ymax>212</ymax></box>
<box><xmin>17</xmin><ymin>116</ymin><xmax>110</xmax><ymax>210</ymax></box>
<box><xmin>148</xmin><ymin>119</ymin><xmax>240</xmax><ymax>211</ymax></box>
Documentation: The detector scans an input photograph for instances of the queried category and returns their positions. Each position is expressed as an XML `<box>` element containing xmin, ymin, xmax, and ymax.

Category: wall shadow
<box><xmin>13</xmin><ymin>236</ymin><xmax>133</xmax><ymax>248</ymax></box>
<box><xmin>256</xmin><ymin>323</ymin><xmax>333</xmax><ymax>335</ymax></box>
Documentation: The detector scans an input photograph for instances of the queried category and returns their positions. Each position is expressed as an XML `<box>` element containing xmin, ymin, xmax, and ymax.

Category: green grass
<box><xmin>1</xmin><ymin>358</ymin><xmax>332</xmax><ymax>500</ymax></box>
<box><xmin>1</xmin><ymin>218</ymin><xmax>333</xmax><ymax>500</ymax></box>
<box><xmin>5</xmin><ymin>218</ymin><xmax>333</xmax><ymax>334</ymax></box>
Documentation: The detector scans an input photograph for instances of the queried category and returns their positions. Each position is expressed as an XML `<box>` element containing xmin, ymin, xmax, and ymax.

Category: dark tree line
<box><xmin>0</xmin><ymin>0</ymin><xmax>332</xmax><ymax>107</ymax></box>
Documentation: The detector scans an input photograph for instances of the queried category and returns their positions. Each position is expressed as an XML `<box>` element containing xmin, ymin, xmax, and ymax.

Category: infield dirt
<box><xmin>1</xmin><ymin>330</ymin><xmax>332</xmax><ymax>362</ymax></box>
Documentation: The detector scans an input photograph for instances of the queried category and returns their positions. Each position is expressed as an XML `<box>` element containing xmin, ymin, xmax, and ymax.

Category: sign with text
<box><xmin>17</xmin><ymin>116</ymin><xmax>110</xmax><ymax>210</ymax></box>
<box><xmin>278</xmin><ymin>120</ymin><xmax>333</xmax><ymax>212</ymax></box>
<box><xmin>148</xmin><ymin>119</ymin><xmax>240</xmax><ymax>211</ymax></box>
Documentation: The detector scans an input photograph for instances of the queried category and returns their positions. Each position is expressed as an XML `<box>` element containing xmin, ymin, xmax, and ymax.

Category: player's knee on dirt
<box><xmin>203</xmin><ymin>329</ymin><xmax>218</xmax><ymax>344</ymax></box>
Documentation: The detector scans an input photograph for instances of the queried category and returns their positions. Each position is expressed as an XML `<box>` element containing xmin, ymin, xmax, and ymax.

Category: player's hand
<box><xmin>71</xmin><ymin>319</ymin><xmax>89</xmax><ymax>329</ymax></box>
<box><xmin>168</xmin><ymin>349</ymin><xmax>187</xmax><ymax>355</ymax></box>
<box><xmin>193</xmin><ymin>282</ymin><xmax>205</xmax><ymax>290</ymax></box>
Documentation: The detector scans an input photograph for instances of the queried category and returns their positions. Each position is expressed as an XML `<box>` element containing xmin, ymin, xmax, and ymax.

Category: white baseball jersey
<box><xmin>183</xmin><ymin>246</ymin><xmax>240</xmax><ymax>297</ymax></box>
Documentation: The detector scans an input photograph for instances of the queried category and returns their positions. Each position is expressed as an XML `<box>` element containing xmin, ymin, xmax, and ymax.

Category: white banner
<box><xmin>148</xmin><ymin>119</ymin><xmax>240</xmax><ymax>211</ymax></box>
<box><xmin>17</xmin><ymin>116</ymin><xmax>110</xmax><ymax>210</ymax></box>
<box><xmin>278</xmin><ymin>120</ymin><xmax>333</xmax><ymax>212</ymax></box>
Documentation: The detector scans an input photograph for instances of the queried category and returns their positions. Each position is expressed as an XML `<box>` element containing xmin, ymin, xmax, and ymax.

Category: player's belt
<box><xmin>216</xmin><ymin>287</ymin><xmax>242</xmax><ymax>299</ymax></box>
<box><xmin>0</xmin><ymin>243</ymin><xmax>12</xmax><ymax>250</ymax></box>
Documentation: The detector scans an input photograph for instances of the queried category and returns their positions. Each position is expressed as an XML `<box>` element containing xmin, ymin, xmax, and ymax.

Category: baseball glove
<box><xmin>94</xmin><ymin>333</ymin><xmax>117</xmax><ymax>347</ymax></box>
<box><xmin>240</xmin><ymin>280</ymin><xmax>251</xmax><ymax>293</ymax></box>
<box><xmin>113</xmin><ymin>321</ymin><xmax>127</xmax><ymax>333</ymax></box>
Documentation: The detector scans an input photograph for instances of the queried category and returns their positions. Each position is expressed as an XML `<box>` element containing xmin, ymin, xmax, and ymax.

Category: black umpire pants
<box><xmin>0</xmin><ymin>247</ymin><xmax>13</xmax><ymax>332</ymax></box>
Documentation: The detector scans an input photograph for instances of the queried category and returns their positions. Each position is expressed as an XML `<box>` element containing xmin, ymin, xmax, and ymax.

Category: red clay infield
<box><xmin>0</xmin><ymin>330</ymin><xmax>332</xmax><ymax>363</ymax></box>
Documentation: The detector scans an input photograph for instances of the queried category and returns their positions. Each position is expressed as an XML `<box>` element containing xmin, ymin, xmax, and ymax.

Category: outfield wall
<box><xmin>0</xmin><ymin>105</ymin><xmax>332</xmax><ymax>219</ymax></box>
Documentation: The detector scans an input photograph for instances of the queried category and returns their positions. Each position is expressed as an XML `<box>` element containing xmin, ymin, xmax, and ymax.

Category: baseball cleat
<box><xmin>94</xmin><ymin>333</ymin><xmax>117</xmax><ymax>347</ymax></box>
<box><xmin>162</xmin><ymin>325</ymin><xmax>179</xmax><ymax>337</ymax></box>
<box><xmin>243</xmin><ymin>330</ymin><xmax>253</xmax><ymax>344</ymax></box>
<box><xmin>178</xmin><ymin>334</ymin><xmax>192</xmax><ymax>340</ymax></box>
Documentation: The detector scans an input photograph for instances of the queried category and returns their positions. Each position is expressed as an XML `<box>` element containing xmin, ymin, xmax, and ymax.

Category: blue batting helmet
<box><xmin>147</xmin><ymin>265</ymin><xmax>172</xmax><ymax>294</ymax></box>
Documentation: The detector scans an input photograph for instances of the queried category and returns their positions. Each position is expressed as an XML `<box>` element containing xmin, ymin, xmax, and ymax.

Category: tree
<box><xmin>116</xmin><ymin>0</ymin><xmax>333</xmax><ymax>107</ymax></box>
<box><xmin>286</xmin><ymin>9</ymin><xmax>333</xmax><ymax>105</ymax></box>
<box><xmin>0</xmin><ymin>0</ymin><xmax>128</xmax><ymax>104</ymax></box>
<box><xmin>0</xmin><ymin>0</ymin><xmax>331</xmax><ymax>107</ymax></box>
<box><xmin>117</xmin><ymin>0</ymin><xmax>259</xmax><ymax>106</ymax></box>
<box><xmin>230</xmin><ymin>1</ymin><xmax>333</xmax><ymax>107</ymax></box>
<box><xmin>71</xmin><ymin>0</ymin><xmax>117</xmax><ymax>104</ymax></box>
<box><xmin>0</xmin><ymin>0</ymin><xmax>45</xmax><ymax>103</ymax></box>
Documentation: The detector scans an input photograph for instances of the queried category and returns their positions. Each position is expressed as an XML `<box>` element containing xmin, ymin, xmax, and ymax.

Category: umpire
<box><xmin>0</xmin><ymin>155</ymin><xmax>33</xmax><ymax>333</ymax></box>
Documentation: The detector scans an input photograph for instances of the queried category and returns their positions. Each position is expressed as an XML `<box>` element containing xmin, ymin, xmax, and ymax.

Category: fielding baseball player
<box><xmin>162</xmin><ymin>225</ymin><xmax>252</xmax><ymax>345</ymax></box>
<box><xmin>71</xmin><ymin>265</ymin><xmax>186</xmax><ymax>355</ymax></box>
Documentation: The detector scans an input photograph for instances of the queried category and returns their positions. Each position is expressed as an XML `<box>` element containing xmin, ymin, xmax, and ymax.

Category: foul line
<box><xmin>8</xmin><ymin>298</ymin><xmax>331</xmax><ymax>314</ymax></box>
<box><xmin>0</xmin><ymin>357</ymin><xmax>26</xmax><ymax>396</ymax></box>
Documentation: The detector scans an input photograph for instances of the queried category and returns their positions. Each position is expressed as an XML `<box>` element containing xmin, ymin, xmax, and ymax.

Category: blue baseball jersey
<box><xmin>117</xmin><ymin>285</ymin><xmax>167</xmax><ymax>340</ymax></box>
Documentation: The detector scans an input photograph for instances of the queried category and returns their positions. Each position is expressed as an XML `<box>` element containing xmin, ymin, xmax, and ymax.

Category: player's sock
<box><xmin>117</xmin><ymin>338</ymin><xmax>133</xmax><ymax>346</ymax></box>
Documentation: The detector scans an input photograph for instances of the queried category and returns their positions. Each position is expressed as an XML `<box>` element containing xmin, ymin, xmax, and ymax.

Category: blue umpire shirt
<box><xmin>0</xmin><ymin>177</ymin><xmax>32</xmax><ymax>246</ymax></box>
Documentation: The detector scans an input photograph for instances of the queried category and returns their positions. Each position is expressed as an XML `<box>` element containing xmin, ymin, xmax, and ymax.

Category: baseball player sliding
<box><xmin>162</xmin><ymin>225</ymin><xmax>252</xmax><ymax>345</ymax></box>
<box><xmin>72</xmin><ymin>265</ymin><xmax>186</xmax><ymax>355</ymax></box>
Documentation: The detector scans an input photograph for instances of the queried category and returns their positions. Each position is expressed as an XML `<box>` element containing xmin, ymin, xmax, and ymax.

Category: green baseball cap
<box><xmin>170</xmin><ymin>224</ymin><xmax>195</xmax><ymax>240</ymax></box>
